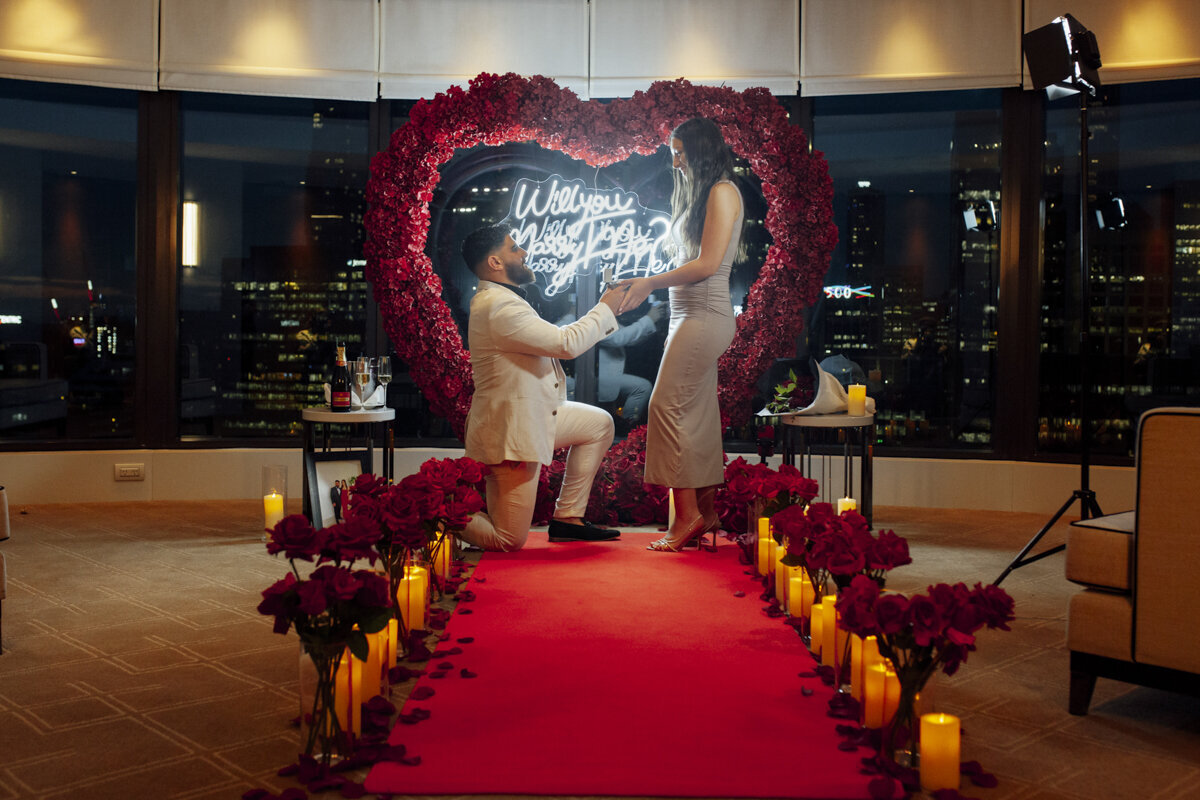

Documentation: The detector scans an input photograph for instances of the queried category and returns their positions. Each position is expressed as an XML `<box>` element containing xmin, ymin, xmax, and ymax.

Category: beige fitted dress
<box><xmin>643</xmin><ymin>180</ymin><xmax>743</xmax><ymax>488</ymax></box>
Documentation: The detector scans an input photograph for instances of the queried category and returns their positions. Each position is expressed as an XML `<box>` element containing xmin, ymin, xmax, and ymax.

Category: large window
<box><xmin>0</xmin><ymin>80</ymin><xmax>139</xmax><ymax>441</ymax></box>
<box><xmin>1039</xmin><ymin>77</ymin><xmax>1200</xmax><ymax>458</ymax></box>
<box><xmin>177</xmin><ymin>95</ymin><xmax>371</xmax><ymax>439</ymax></box>
<box><xmin>812</xmin><ymin>90</ymin><xmax>1004</xmax><ymax>450</ymax></box>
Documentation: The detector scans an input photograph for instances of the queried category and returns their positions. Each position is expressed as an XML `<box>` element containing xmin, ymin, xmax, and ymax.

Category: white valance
<box><xmin>589</xmin><ymin>0</ymin><xmax>800</xmax><ymax>98</ymax></box>
<box><xmin>379</xmin><ymin>0</ymin><xmax>590</xmax><ymax>100</ymax></box>
<box><xmin>159</xmin><ymin>0</ymin><xmax>379</xmax><ymax>101</ymax></box>
<box><xmin>800</xmin><ymin>0</ymin><xmax>1022</xmax><ymax>96</ymax></box>
<box><xmin>1025</xmin><ymin>0</ymin><xmax>1200</xmax><ymax>88</ymax></box>
<box><xmin>0</xmin><ymin>0</ymin><xmax>158</xmax><ymax>91</ymax></box>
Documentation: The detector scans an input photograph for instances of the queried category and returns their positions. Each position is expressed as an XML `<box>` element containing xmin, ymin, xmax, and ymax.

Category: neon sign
<box><xmin>824</xmin><ymin>285</ymin><xmax>874</xmax><ymax>299</ymax></box>
<box><xmin>505</xmin><ymin>175</ymin><xmax>671</xmax><ymax>296</ymax></box>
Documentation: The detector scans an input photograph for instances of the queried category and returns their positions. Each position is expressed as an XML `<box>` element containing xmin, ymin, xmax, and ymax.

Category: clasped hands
<box><xmin>598</xmin><ymin>277</ymin><xmax>654</xmax><ymax>315</ymax></box>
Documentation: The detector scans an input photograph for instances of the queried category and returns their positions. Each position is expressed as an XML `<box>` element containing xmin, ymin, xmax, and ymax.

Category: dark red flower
<box><xmin>267</xmin><ymin>515</ymin><xmax>324</xmax><ymax>561</ymax></box>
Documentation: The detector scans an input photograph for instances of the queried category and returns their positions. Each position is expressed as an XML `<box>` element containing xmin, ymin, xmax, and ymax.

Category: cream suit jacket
<box><xmin>465</xmin><ymin>280</ymin><xmax>618</xmax><ymax>466</ymax></box>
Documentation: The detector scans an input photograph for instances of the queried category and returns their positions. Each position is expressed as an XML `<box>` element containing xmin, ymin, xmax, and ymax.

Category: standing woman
<box><xmin>616</xmin><ymin>117</ymin><xmax>743</xmax><ymax>551</ymax></box>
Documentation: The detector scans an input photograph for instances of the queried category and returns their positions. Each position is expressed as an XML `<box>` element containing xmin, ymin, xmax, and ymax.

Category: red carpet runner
<box><xmin>366</xmin><ymin>530</ymin><xmax>871</xmax><ymax>799</ymax></box>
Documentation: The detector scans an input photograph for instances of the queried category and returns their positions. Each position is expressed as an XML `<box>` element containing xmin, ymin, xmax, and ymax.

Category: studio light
<box><xmin>1023</xmin><ymin>13</ymin><xmax>1102</xmax><ymax>100</ymax></box>
<box><xmin>963</xmin><ymin>201</ymin><xmax>997</xmax><ymax>232</ymax></box>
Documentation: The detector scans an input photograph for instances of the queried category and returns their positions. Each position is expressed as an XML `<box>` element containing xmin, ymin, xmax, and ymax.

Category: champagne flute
<box><xmin>354</xmin><ymin>357</ymin><xmax>371</xmax><ymax>406</ymax></box>
<box><xmin>376</xmin><ymin>357</ymin><xmax>392</xmax><ymax>386</ymax></box>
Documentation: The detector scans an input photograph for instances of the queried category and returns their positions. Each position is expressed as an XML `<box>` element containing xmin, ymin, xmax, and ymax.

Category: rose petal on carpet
<box><xmin>366</xmin><ymin>531</ymin><xmax>871</xmax><ymax>798</ymax></box>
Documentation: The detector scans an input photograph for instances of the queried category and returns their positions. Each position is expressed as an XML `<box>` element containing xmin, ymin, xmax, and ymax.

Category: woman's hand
<box><xmin>615</xmin><ymin>277</ymin><xmax>654</xmax><ymax>314</ymax></box>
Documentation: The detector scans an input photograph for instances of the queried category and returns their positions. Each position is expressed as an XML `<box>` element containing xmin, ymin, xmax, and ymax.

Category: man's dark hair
<box><xmin>462</xmin><ymin>224</ymin><xmax>512</xmax><ymax>274</ymax></box>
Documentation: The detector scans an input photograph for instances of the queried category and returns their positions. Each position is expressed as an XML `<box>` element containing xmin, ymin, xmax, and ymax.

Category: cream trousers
<box><xmin>460</xmin><ymin>401</ymin><xmax>614</xmax><ymax>552</ymax></box>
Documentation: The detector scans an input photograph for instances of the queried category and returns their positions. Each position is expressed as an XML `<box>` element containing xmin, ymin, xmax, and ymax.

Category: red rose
<box><xmin>874</xmin><ymin>593</ymin><xmax>910</xmax><ymax>635</ymax></box>
<box><xmin>267</xmin><ymin>514</ymin><xmax>324</xmax><ymax>562</ymax></box>
<box><xmin>906</xmin><ymin>595</ymin><xmax>944</xmax><ymax>647</ymax></box>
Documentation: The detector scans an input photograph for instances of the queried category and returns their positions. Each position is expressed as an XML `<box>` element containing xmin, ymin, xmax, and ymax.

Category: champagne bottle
<box><xmin>331</xmin><ymin>343</ymin><xmax>351</xmax><ymax>412</ymax></box>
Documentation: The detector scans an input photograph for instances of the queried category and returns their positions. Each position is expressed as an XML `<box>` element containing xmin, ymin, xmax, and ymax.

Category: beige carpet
<box><xmin>0</xmin><ymin>501</ymin><xmax>1197</xmax><ymax>800</ymax></box>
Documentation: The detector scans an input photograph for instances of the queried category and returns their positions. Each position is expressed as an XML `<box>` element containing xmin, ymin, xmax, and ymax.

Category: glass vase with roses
<box><xmin>836</xmin><ymin>575</ymin><xmax>1016</xmax><ymax>769</ymax></box>
<box><xmin>258</xmin><ymin>515</ymin><xmax>392</xmax><ymax>763</ymax></box>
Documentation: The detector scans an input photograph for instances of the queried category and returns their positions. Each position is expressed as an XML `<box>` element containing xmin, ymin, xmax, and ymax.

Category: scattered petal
<box><xmin>398</xmin><ymin>708</ymin><xmax>431</xmax><ymax>724</ymax></box>
<box><xmin>428</xmin><ymin>670</ymin><xmax>448</xmax><ymax>679</ymax></box>
<box><xmin>458</xmin><ymin>608</ymin><xmax>473</xmax><ymax>615</ymax></box>
<box><xmin>460</xmin><ymin>668</ymin><xmax>478</xmax><ymax>678</ymax></box>
<box><xmin>968</xmin><ymin>772</ymin><xmax>998</xmax><ymax>788</ymax></box>
<box><xmin>801</xmin><ymin>687</ymin><xmax>814</xmax><ymax>696</ymax></box>
<box><xmin>409</xmin><ymin>686</ymin><xmax>435</xmax><ymax>700</ymax></box>
<box><xmin>341</xmin><ymin>781</ymin><xmax>368</xmax><ymax>798</ymax></box>
<box><xmin>733</xmin><ymin>590</ymin><xmax>746</xmax><ymax>597</ymax></box>
<box><xmin>473</xmin><ymin>577</ymin><xmax>487</xmax><ymax>583</ymax></box>
<box><xmin>837</xmin><ymin>740</ymin><xmax>859</xmax><ymax>751</ymax></box>
<box><xmin>457</xmin><ymin>637</ymin><xmax>474</xmax><ymax>643</ymax></box>
<box><xmin>437</xmin><ymin>661</ymin><xmax>455</xmax><ymax>670</ymax></box>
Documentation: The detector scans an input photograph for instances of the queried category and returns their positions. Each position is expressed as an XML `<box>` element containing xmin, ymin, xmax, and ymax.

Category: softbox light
<box><xmin>1095</xmin><ymin>195</ymin><xmax>1127</xmax><ymax>230</ymax></box>
<box><xmin>1024</xmin><ymin>14</ymin><xmax>1102</xmax><ymax>100</ymax></box>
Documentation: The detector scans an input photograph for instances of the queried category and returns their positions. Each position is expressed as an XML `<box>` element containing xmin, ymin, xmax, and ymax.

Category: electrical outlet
<box><xmin>114</xmin><ymin>463</ymin><xmax>145</xmax><ymax>481</ymax></box>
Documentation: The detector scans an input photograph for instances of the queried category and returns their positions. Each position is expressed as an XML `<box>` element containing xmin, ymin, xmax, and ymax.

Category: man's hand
<box><xmin>646</xmin><ymin>303</ymin><xmax>664</xmax><ymax>324</ymax></box>
<box><xmin>599</xmin><ymin>285</ymin><xmax>629</xmax><ymax>312</ymax></box>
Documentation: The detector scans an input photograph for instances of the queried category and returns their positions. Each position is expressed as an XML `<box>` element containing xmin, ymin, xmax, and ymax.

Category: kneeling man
<box><xmin>458</xmin><ymin>224</ymin><xmax>626</xmax><ymax>552</ymax></box>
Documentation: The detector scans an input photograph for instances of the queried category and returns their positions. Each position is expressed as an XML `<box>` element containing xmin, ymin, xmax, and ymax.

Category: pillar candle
<box><xmin>361</xmin><ymin>629</ymin><xmax>384</xmax><ymax>699</ymax></box>
<box><xmin>820</xmin><ymin>595</ymin><xmax>838</xmax><ymax>668</ymax></box>
<box><xmin>397</xmin><ymin>564</ymin><xmax>429</xmax><ymax>632</ymax></box>
<box><xmin>847</xmin><ymin>383</ymin><xmax>867</xmax><ymax>416</ymax></box>
<box><xmin>756</xmin><ymin>538</ymin><xmax>771</xmax><ymax>576</ymax></box>
<box><xmin>810</xmin><ymin>601</ymin><xmax>824</xmax><ymax>657</ymax></box>
<box><xmin>385</xmin><ymin>618</ymin><xmax>399</xmax><ymax>669</ymax></box>
<box><xmin>788</xmin><ymin>576</ymin><xmax>806</xmax><ymax>617</ymax></box>
<box><xmin>849</xmin><ymin>634</ymin><xmax>864</xmax><ymax>700</ymax></box>
<box><xmin>882</xmin><ymin>667</ymin><xmax>901</xmax><ymax>725</ymax></box>
<box><xmin>774</xmin><ymin>551</ymin><xmax>790</xmax><ymax>604</ymax></box>
<box><xmin>800</xmin><ymin>572</ymin><xmax>815</xmax><ymax>619</ymax></box>
<box><xmin>767</xmin><ymin>536</ymin><xmax>778</xmax><ymax>575</ymax></box>
<box><xmin>432</xmin><ymin>538</ymin><xmax>453</xmax><ymax>583</ymax></box>
<box><xmin>860</xmin><ymin>635</ymin><xmax>881</xmax><ymax>708</ymax></box>
<box><xmin>757</xmin><ymin>515</ymin><xmax>770</xmax><ymax>540</ymax></box>
<box><xmin>919</xmin><ymin>713</ymin><xmax>961</xmax><ymax>792</ymax></box>
<box><xmin>334</xmin><ymin>648</ymin><xmax>363</xmax><ymax>735</ymax></box>
<box><xmin>263</xmin><ymin>492</ymin><xmax>285</xmax><ymax>531</ymax></box>
<box><xmin>837</xmin><ymin>496</ymin><xmax>857</xmax><ymax>515</ymax></box>
<box><xmin>668</xmin><ymin>489</ymin><xmax>675</xmax><ymax>529</ymax></box>
<box><xmin>863</xmin><ymin>662</ymin><xmax>888</xmax><ymax>728</ymax></box>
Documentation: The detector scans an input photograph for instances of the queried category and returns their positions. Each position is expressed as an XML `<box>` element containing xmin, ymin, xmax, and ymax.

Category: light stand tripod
<box><xmin>995</xmin><ymin>16</ymin><xmax>1105</xmax><ymax>586</ymax></box>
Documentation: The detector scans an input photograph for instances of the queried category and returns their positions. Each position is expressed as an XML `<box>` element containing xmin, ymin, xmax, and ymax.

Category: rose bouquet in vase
<box><xmin>836</xmin><ymin>575</ymin><xmax>1015</xmax><ymax>770</ymax></box>
<box><xmin>347</xmin><ymin>458</ymin><xmax>485</xmax><ymax>641</ymax></box>
<box><xmin>257</xmin><ymin>515</ymin><xmax>392</xmax><ymax>763</ymax></box>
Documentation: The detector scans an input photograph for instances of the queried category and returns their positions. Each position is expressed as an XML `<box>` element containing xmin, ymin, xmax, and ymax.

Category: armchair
<box><xmin>1065</xmin><ymin>407</ymin><xmax>1200</xmax><ymax>714</ymax></box>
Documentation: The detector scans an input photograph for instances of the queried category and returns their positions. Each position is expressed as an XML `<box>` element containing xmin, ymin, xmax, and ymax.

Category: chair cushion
<box><xmin>1066</xmin><ymin>526</ymin><xmax>1131</xmax><ymax>591</ymax></box>
<box><xmin>1068</xmin><ymin>588</ymin><xmax>1133</xmax><ymax>661</ymax></box>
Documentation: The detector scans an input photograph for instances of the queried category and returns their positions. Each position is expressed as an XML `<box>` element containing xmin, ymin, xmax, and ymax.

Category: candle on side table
<box><xmin>920</xmin><ymin>713</ymin><xmax>961</xmax><ymax>791</ymax></box>
<box><xmin>847</xmin><ymin>383</ymin><xmax>867</xmax><ymax>416</ymax></box>
<box><xmin>837</xmin><ymin>496</ymin><xmax>857</xmax><ymax>515</ymax></box>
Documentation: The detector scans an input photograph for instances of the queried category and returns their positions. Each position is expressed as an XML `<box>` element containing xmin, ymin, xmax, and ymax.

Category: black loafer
<box><xmin>547</xmin><ymin>519</ymin><xmax>621</xmax><ymax>542</ymax></box>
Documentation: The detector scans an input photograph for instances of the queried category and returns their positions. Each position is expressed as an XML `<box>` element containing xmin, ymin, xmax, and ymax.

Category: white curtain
<box><xmin>1025</xmin><ymin>0</ymin><xmax>1200</xmax><ymax>87</ymax></box>
<box><xmin>800</xmin><ymin>0</ymin><xmax>1021</xmax><ymax>96</ymax></box>
<box><xmin>0</xmin><ymin>0</ymin><xmax>158</xmax><ymax>91</ymax></box>
<box><xmin>589</xmin><ymin>0</ymin><xmax>799</xmax><ymax>98</ymax></box>
<box><xmin>379</xmin><ymin>0</ymin><xmax>589</xmax><ymax>100</ymax></box>
<box><xmin>159</xmin><ymin>0</ymin><xmax>379</xmax><ymax>101</ymax></box>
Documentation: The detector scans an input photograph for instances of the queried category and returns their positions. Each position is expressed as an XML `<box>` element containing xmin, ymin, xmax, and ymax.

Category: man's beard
<box><xmin>505</xmin><ymin>260</ymin><xmax>535</xmax><ymax>285</ymax></box>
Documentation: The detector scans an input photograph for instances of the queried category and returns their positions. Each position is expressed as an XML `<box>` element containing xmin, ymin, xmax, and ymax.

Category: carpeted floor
<box><xmin>0</xmin><ymin>501</ymin><xmax>1197</xmax><ymax>800</ymax></box>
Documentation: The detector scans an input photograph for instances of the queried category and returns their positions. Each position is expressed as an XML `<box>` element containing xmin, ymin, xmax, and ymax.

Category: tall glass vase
<box><xmin>882</xmin><ymin>679</ymin><xmax>922</xmax><ymax>770</ymax></box>
<box><xmin>298</xmin><ymin>640</ymin><xmax>349</xmax><ymax>765</ymax></box>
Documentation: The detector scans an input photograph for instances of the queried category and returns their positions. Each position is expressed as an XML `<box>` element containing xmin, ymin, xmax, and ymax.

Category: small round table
<box><xmin>778</xmin><ymin>412</ymin><xmax>874</xmax><ymax>525</ymax></box>
<box><xmin>301</xmin><ymin>407</ymin><xmax>396</xmax><ymax>527</ymax></box>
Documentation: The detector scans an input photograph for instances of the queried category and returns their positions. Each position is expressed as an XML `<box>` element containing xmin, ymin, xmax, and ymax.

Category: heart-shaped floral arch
<box><xmin>364</xmin><ymin>72</ymin><xmax>837</xmax><ymax>441</ymax></box>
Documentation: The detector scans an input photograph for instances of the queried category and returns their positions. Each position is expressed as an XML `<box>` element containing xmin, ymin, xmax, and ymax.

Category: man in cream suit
<box><xmin>459</xmin><ymin>224</ymin><xmax>628</xmax><ymax>552</ymax></box>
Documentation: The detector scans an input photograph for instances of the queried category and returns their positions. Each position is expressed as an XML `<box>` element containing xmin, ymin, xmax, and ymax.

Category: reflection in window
<box><xmin>1040</xmin><ymin>78</ymin><xmax>1200</xmax><ymax>457</ymax></box>
<box><xmin>813</xmin><ymin>91</ymin><xmax>1003</xmax><ymax>450</ymax></box>
<box><xmin>178</xmin><ymin>95</ymin><xmax>370</xmax><ymax>439</ymax></box>
<box><xmin>0</xmin><ymin>80</ymin><xmax>138</xmax><ymax>441</ymax></box>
